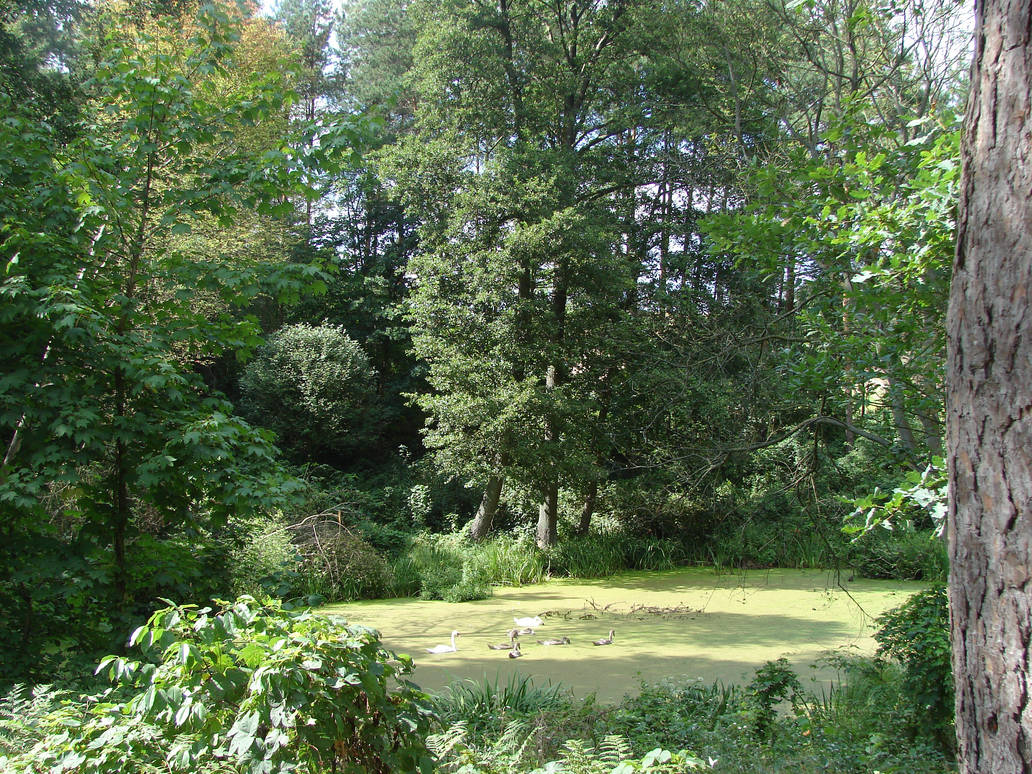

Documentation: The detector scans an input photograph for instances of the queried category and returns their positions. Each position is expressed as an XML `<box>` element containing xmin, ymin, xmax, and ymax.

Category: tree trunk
<box><xmin>469</xmin><ymin>474</ymin><xmax>503</xmax><ymax>541</ymax></box>
<box><xmin>841</xmin><ymin>275</ymin><xmax>855</xmax><ymax>445</ymax></box>
<box><xmin>888</xmin><ymin>375</ymin><xmax>917</xmax><ymax>454</ymax></box>
<box><xmin>536</xmin><ymin>482</ymin><xmax>558</xmax><ymax>548</ymax></box>
<box><xmin>916</xmin><ymin>410</ymin><xmax>944</xmax><ymax>458</ymax></box>
<box><xmin>576</xmin><ymin>480</ymin><xmax>597</xmax><ymax>536</ymax></box>
<box><xmin>783</xmin><ymin>257</ymin><xmax>795</xmax><ymax>314</ymax></box>
<box><xmin>947</xmin><ymin>2</ymin><xmax>1032</xmax><ymax>771</ymax></box>
<box><xmin>537</xmin><ymin>364</ymin><xmax>561</xmax><ymax>548</ymax></box>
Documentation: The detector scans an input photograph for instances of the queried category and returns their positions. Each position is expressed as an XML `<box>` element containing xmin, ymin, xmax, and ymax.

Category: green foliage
<box><xmin>0</xmin><ymin>684</ymin><xmax>70</xmax><ymax>762</ymax></box>
<box><xmin>434</xmin><ymin>674</ymin><xmax>569</xmax><ymax>740</ymax></box>
<box><xmin>395</xmin><ymin>533</ymin><xmax>493</xmax><ymax>602</ymax></box>
<box><xmin>848</xmin><ymin>457</ymin><xmax>948</xmax><ymax>537</ymax></box>
<box><xmin>0</xmin><ymin>0</ymin><xmax>84</xmax><ymax>139</ymax></box>
<box><xmin>606</xmin><ymin>679</ymin><xmax>744</xmax><ymax>756</ymax></box>
<box><xmin>463</xmin><ymin>533</ymin><xmax>546</xmax><ymax>587</ymax></box>
<box><xmin>532</xmin><ymin>739</ymin><xmax>707</xmax><ymax>774</ymax></box>
<box><xmin>699</xmin><ymin>112</ymin><xmax>959</xmax><ymax>542</ymax></box>
<box><xmin>705</xmin><ymin>516</ymin><xmax>841</xmax><ymax>572</ymax></box>
<box><xmin>5</xmin><ymin>597</ymin><xmax>436</xmax><ymax>774</ymax></box>
<box><xmin>546</xmin><ymin>533</ymin><xmax>688</xmax><ymax>579</ymax></box>
<box><xmin>848</xmin><ymin>529</ymin><xmax>947</xmax><ymax>581</ymax></box>
<box><xmin>225</xmin><ymin>516</ymin><xmax>301</xmax><ymax>599</ymax></box>
<box><xmin>0</xmin><ymin>0</ymin><xmax>335</xmax><ymax>678</ymax></box>
<box><xmin>589</xmin><ymin>660</ymin><xmax>953</xmax><ymax>773</ymax></box>
<box><xmin>426</xmin><ymin>718</ymin><xmax>535</xmax><ymax>773</ymax></box>
<box><xmin>796</xmin><ymin>653</ymin><xmax>953</xmax><ymax>773</ymax></box>
<box><xmin>239</xmin><ymin>323</ymin><xmax>379</xmax><ymax>461</ymax></box>
<box><xmin>874</xmin><ymin>584</ymin><xmax>954</xmax><ymax>747</ymax></box>
<box><xmin>744</xmin><ymin>658</ymin><xmax>803</xmax><ymax>738</ymax></box>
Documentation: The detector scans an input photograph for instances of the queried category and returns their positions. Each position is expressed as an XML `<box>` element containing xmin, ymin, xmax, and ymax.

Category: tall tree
<box><xmin>384</xmin><ymin>0</ymin><xmax>652</xmax><ymax>546</ymax></box>
<box><xmin>947</xmin><ymin>1</ymin><xmax>1032</xmax><ymax>771</ymax></box>
<box><xmin>0</xmin><ymin>0</ymin><xmax>328</xmax><ymax>676</ymax></box>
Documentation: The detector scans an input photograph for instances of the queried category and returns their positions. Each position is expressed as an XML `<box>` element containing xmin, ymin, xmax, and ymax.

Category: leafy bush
<box><xmin>744</xmin><ymin>658</ymin><xmax>802</xmax><ymax>737</ymax></box>
<box><xmin>225</xmin><ymin>516</ymin><xmax>300</xmax><ymax>599</ymax></box>
<box><xmin>797</xmin><ymin>653</ymin><xmax>953</xmax><ymax>772</ymax></box>
<box><xmin>531</xmin><ymin>739</ymin><xmax>707</xmax><ymax>773</ymax></box>
<box><xmin>606</xmin><ymin>678</ymin><xmax>743</xmax><ymax>756</ymax></box>
<box><xmin>5</xmin><ymin>597</ymin><xmax>436</xmax><ymax>774</ymax></box>
<box><xmin>849</xmin><ymin>529</ymin><xmax>947</xmax><ymax>581</ymax></box>
<box><xmin>874</xmin><ymin>584</ymin><xmax>954</xmax><ymax>747</ymax></box>
<box><xmin>393</xmin><ymin>534</ymin><xmax>494</xmax><ymax>602</ymax></box>
<box><xmin>427</xmin><ymin>656</ymin><xmax>956</xmax><ymax>774</ymax></box>
<box><xmin>240</xmin><ymin>323</ymin><xmax>379</xmax><ymax>459</ymax></box>
<box><xmin>0</xmin><ymin>684</ymin><xmax>70</xmax><ymax>763</ymax></box>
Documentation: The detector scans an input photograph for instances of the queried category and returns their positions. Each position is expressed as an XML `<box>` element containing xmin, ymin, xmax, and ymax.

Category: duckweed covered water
<box><xmin>320</xmin><ymin>567</ymin><xmax>925</xmax><ymax>702</ymax></box>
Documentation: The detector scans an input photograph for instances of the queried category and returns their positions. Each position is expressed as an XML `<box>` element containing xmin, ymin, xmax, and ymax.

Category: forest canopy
<box><xmin>1</xmin><ymin>0</ymin><xmax>969</xmax><ymax>688</ymax></box>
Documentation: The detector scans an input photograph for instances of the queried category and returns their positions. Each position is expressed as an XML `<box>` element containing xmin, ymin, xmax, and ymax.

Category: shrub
<box><xmin>239</xmin><ymin>323</ymin><xmax>378</xmax><ymax>459</ymax></box>
<box><xmin>393</xmin><ymin>534</ymin><xmax>493</xmax><ymax>602</ymax></box>
<box><xmin>5</xmin><ymin>597</ymin><xmax>436</xmax><ymax>774</ymax></box>
<box><xmin>0</xmin><ymin>684</ymin><xmax>70</xmax><ymax>762</ymax></box>
<box><xmin>744</xmin><ymin>658</ymin><xmax>802</xmax><ymax>738</ymax></box>
<box><xmin>532</xmin><ymin>739</ymin><xmax>707</xmax><ymax>773</ymax></box>
<box><xmin>874</xmin><ymin>584</ymin><xmax>954</xmax><ymax>747</ymax></box>
<box><xmin>797</xmin><ymin>653</ymin><xmax>953</xmax><ymax>772</ymax></box>
<box><xmin>607</xmin><ymin>678</ymin><xmax>743</xmax><ymax>755</ymax></box>
<box><xmin>225</xmin><ymin>516</ymin><xmax>300</xmax><ymax>599</ymax></box>
<box><xmin>291</xmin><ymin>523</ymin><xmax>392</xmax><ymax>602</ymax></box>
<box><xmin>849</xmin><ymin>529</ymin><xmax>948</xmax><ymax>581</ymax></box>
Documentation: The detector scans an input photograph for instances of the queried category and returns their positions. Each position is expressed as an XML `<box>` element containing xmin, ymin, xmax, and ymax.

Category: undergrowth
<box><xmin>427</xmin><ymin>653</ymin><xmax>955</xmax><ymax>774</ymax></box>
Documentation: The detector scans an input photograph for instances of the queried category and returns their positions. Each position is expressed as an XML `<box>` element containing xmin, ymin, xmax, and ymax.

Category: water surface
<box><xmin>321</xmin><ymin>567</ymin><xmax>924</xmax><ymax>702</ymax></box>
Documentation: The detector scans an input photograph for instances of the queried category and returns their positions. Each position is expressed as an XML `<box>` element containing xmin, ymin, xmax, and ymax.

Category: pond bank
<box><xmin>320</xmin><ymin>567</ymin><xmax>926</xmax><ymax>702</ymax></box>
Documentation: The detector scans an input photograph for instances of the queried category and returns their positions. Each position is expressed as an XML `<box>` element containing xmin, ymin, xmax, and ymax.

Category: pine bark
<box><xmin>947</xmin><ymin>1</ymin><xmax>1032</xmax><ymax>771</ymax></box>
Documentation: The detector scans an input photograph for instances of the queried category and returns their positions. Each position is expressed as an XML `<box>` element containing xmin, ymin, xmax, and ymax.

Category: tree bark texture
<box><xmin>947</xmin><ymin>2</ymin><xmax>1032</xmax><ymax>771</ymax></box>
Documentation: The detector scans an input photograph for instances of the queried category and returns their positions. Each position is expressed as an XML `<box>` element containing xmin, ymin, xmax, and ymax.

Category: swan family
<box><xmin>423</xmin><ymin>618</ymin><xmax>615</xmax><ymax>657</ymax></box>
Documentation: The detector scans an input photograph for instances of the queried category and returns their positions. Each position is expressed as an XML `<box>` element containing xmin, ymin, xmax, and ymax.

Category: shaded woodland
<box><xmin>6</xmin><ymin>0</ymin><xmax>1019</xmax><ymax>771</ymax></box>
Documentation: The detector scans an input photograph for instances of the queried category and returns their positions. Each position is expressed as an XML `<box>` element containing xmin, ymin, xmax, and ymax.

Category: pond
<box><xmin>320</xmin><ymin>567</ymin><xmax>926</xmax><ymax>703</ymax></box>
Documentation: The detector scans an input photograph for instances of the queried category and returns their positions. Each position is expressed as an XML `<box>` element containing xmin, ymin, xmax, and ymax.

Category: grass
<box><xmin>433</xmin><ymin>673</ymin><xmax>569</xmax><ymax>737</ymax></box>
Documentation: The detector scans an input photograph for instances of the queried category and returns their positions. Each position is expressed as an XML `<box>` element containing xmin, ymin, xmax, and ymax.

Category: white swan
<box><xmin>514</xmin><ymin>615</ymin><xmax>543</xmax><ymax>629</ymax></box>
<box><xmin>426</xmin><ymin>630</ymin><xmax>460</xmax><ymax>654</ymax></box>
<box><xmin>592</xmin><ymin>629</ymin><xmax>615</xmax><ymax>646</ymax></box>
